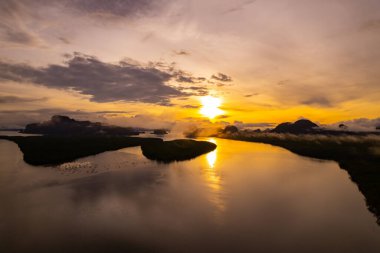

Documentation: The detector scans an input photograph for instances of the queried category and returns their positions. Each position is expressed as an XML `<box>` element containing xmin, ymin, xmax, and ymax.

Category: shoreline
<box><xmin>215</xmin><ymin>133</ymin><xmax>380</xmax><ymax>224</ymax></box>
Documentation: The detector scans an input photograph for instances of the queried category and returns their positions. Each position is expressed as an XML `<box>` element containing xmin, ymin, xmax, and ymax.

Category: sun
<box><xmin>200</xmin><ymin>96</ymin><xmax>223</xmax><ymax>119</ymax></box>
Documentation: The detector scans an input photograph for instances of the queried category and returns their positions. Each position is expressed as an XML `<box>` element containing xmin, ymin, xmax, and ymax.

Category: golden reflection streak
<box><xmin>206</xmin><ymin>150</ymin><xmax>217</xmax><ymax>169</ymax></box>
<box><xmin>206</xmin><ymin>138</ymin><xmax>217</xmax><ymax>168</ymax></box>
<box><xmin>203</xmin><ymin>138</ymin><xmax>225</xmax><ymax>222</ymax></box>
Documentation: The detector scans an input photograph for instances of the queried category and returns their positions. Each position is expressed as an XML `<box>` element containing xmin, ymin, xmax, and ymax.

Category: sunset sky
<box><xmin>0</xmin><ymin>0</ymin><xmax>379</xmax><ymax>130</ymax></box>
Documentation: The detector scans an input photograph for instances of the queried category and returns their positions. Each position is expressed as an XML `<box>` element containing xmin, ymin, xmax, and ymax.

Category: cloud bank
<box><xmin>0</xmin><ymin>53</ymin><xmax>212</xmax><ymax>105</ymax></box>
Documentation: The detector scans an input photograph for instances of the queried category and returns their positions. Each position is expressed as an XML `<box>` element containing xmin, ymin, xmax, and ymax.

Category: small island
<box><xmin>141</xmin><ymin>139</ymin><xmax>217</xmax><ymax>162</ymax></box>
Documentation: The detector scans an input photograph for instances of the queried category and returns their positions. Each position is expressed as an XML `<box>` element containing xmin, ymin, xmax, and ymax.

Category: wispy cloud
<box><xmin>63</xmin><ymin>0</ymin><xmax>167</xmax><ymax>20</ymax></box>
<box><xmin>211</xmin><ymin>73</ymin><xmax>233</xmax><ymax>82</ymax></box>
<box><xmin>173</xmin><ymin>50</ymin><xmax>190</xmax><ymax>56</ymax></box>
<box><xmin>0</xmin><ymin>0</ymin><xmax>44</xmax><ymax>47</ymax></box>
<box><xmin>222</xmin><ymin>0</ymin><xmax>256</xmax><ymax>14</ymax></box>
<box><xmin>0</xmin><ymin>95</ymin><xmax>47</xmax><ymax>103</ymax></box>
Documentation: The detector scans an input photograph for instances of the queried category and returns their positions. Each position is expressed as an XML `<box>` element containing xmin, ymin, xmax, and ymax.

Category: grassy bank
<box><xmin>141</xmin><ymin>139</ymin><xmax>216</xmax><ymax>162</ymax></box>
<box><xmin>0</xmin><ymin>136</ymin><xmax>162</xmax><ymax>166</ymax></box>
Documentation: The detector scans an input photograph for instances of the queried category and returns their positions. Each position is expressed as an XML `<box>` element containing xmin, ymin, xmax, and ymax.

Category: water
<box><xmin>0</xmin><ymin>137</ymin><xmax>379</xmax><ymax>253</ymax></box>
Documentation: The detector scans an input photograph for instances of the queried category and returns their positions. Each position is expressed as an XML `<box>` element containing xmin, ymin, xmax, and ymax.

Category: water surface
<box><xmin>1</xmin><ymin>137</ymin><xmax>379</xmax><ymax>253</ymax></box>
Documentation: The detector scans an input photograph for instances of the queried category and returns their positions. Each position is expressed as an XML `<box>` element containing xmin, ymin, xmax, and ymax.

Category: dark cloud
<box><xmin>0</xmin><ymin>53</ymin><xmax>200</xmax><ymax>105</ymax></box>
<box><xmin>177</xmin><ymin>86</ymin><xmax>209</xmax><ymax>96</ymax></box>
<box><xmin>63</xmin><ymin>0</ymin><xmax>166</xmax><ymax>20</ymax></box>
<box><xmin>174</xmin><ymin>70</ymin><xmax>207</xmax><ymax>84</ymax></box>
<box><xmin>94</xmin><ymin>110</ymin><xmax>133</xmax><ymax>114</ymax></box>
<box><xmin>244</xmin><ymin>93</ymin><xmax>259</xmax><ymax>97</ymax></box>
<box><xmin>0</xmin><ymin>95</ymin><xmax>47</xmax><ymax>103</ymax></box>
<box><xmin>176</xmin><ymin>76</ymin><xmax>207</xmax><ymax>84</ymax></box>
<box><xmin>216</xmin><ymin>115</ymin><xmax>230</xmax><ymax>119</ymax></box>
<box><xmin>181</xmin><ymin>105</ymin><xmax>200</xmax><ymax>109</ymax></box>
<box><xmin>172</xmin><ymin>74</ymin><xmax>209</xmax><ymax>96</ymax></box>
<box><xmin>176</xmin><ymin>75</ymin><xmax>196</xmax><ymax>83</ymax></box>
<box><xmin>173</xmin><ymin>50</ymin><xmax>190</xmax><ymax>56</ymax></box>
<box><xmin>211</xmin><ymin>73</ymin><xmax>233</xmax><ymax>82</ymax></box>
<box><xmin>58</xmin><ymin>36</ymin><xmax>70</xmax><ymax>44</ymax></box>
<box><xmin>233</xmin><ymin>121</ymin><xmax>275</xmax><ymax>128</ymax></box>
<box><xmin>3</xmin><ymin>29</ymin><xmax>38</xmax><ymax>45</ymax></box>
<box><xmin>301</xmin><ymin>97</ymin><xmax>332</xmax><ymax>107</ymax></box>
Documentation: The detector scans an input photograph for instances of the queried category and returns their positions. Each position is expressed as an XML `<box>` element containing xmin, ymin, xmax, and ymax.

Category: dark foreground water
<box><xmin>1</xmin><ymin>136</ymin><xmax>380</xmax><ymax>253</ymax></box>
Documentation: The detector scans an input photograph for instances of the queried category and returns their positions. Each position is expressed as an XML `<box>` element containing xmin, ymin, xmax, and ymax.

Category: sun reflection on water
<box><xmin>206</xmin><ymin>139</ymin><xmax>217</xmax><ymax>168</ymax></box>
<box><xmin>206</xmin><ymin>150</ymin><xmax>217</xmax><ymax>168</ymax></box>
<box><xmin>203</xmin><ymin>138</ymin><xmax>225</xmax><ymax>222</ymax></box>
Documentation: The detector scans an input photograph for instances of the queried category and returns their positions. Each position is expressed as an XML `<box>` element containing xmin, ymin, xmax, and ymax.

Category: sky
<box><xmin>0</xmin><ymin>0</ymin><xmax>379</xmax><ymax>130</ymax></box>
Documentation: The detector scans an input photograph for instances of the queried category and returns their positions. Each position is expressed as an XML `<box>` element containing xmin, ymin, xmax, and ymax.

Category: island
<box><xmin>0</xmin><ymin>115</ymin><xmax>217</xmax><ymax>166</ymax></box>
<box><xmin>0</xmin><ymin>136</ymin><xmax>217</xmax><ymax>166</ymax></box>
<box><xmin>0</xmin><ymin>136</ymin><xmax>163</xmax><ymax>166</ymax></box>
<box><xmin>141</xmin><ymin>139</ymin><xmax>217</xmax><ymax>162</ymax></box>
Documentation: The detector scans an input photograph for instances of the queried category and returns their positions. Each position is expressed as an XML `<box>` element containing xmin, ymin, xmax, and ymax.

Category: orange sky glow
<box><xmin>0</xmin><ymin>0</ymin><xmax>379</xmax><ymax>130</ymax></box>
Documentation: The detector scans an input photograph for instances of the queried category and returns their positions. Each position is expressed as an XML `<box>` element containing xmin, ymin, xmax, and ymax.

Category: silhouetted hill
<box><xmin>152</xmin><ymin>129</ymin><xmax>169</xmax><ymax>135</ymax></box>
<box><xmin>23</xmin><ymin>115</ymin><xmax>140</xmax><ymax>136</ymax></box>
<box><xmin>223</xmin><ymin>125</ymin><xmax>239</xmax><ymax>134</ymax></box>
<box><xmin>272</xmin><ymin>119</ymin><xmax>319</xmax><ymax>134</ymax></box>
<box><xmin>270</xmin><ymin>119</ymin><xmax>380</xmax><ymax>135</ymax></box>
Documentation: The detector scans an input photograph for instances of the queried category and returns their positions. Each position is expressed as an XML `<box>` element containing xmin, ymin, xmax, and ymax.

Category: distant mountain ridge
<box><xmin>218</xmin><ymin>119</ymin><xmax>380</xmax><ymax>136</ymax></box>
<box><xmin>23</xmin><ymin>115</ymin><xmax>141</xmax><ymax>136</ymax></box>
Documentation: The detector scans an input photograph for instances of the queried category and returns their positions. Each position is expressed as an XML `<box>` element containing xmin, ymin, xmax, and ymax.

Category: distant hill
<box><xmin>272</xmin><ymin>119</ymin><xmax>319</xmax><ymax>134</ymax></box>
<box><xmin>23</xmin><ymin>115</ymin><xmax>141</xmax><ymax>136</ymax></box>
<box><xmin>270</xmin><ymin>119</ymin><xmax>380</xmax><ymax>135</ymax></box>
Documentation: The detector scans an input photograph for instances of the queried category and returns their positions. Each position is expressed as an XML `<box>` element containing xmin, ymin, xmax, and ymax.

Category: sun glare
<box><xmin>200</xmin><ymin>96</ymin><xmax>223</xmax><ymax>119</ymax></box>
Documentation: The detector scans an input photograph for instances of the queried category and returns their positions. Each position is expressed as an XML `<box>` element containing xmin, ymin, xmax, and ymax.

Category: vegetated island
<box><xmin>212</xmin><ymin>119</ymin><xmax>380</xmax><ymax>224</ymax></box>
<box><xmin>141</xmin><ymin>139</ymin><xmax>217</xmax><ymax>163</ymax></box>
<box><xmin>0</xmin><ymin>115</ymin><xmax>216</xmax><ymax>165</ymax></box>
<box><xmin>0</xmin><ymin>135</ymin><xmax>163</xmax><ymax>166</ymax></box>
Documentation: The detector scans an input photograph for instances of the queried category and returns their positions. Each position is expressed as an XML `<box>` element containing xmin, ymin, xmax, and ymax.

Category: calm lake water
<box><xmin>1</xmin><ymin>136</ymin><xmax>380</xmax><ymax>253</ymax></box>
